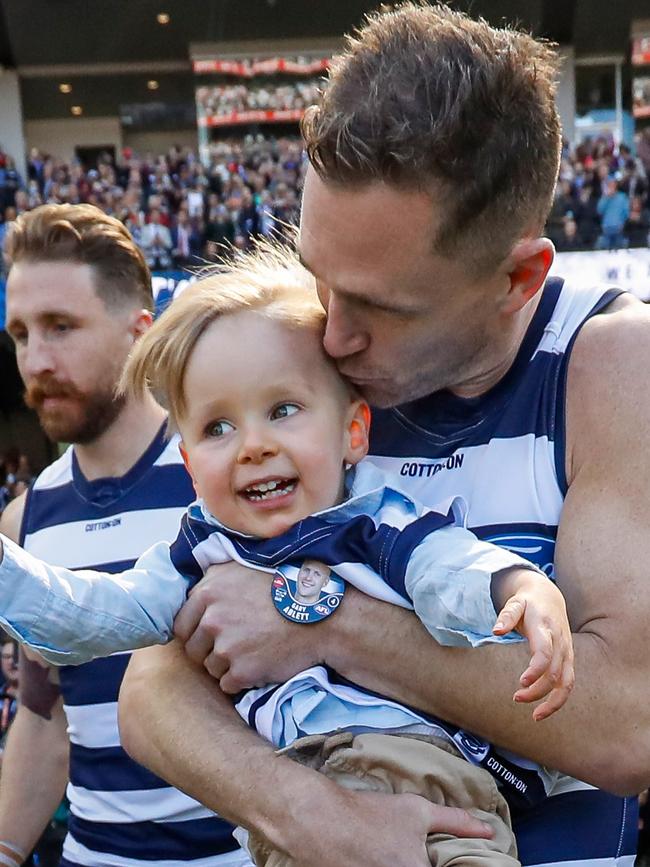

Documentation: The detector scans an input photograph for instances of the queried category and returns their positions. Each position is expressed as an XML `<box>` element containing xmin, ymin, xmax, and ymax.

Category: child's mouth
<box><xmin>240</xmin><ymin>478</ymin><xmax>298</xmax><ymax>502</ymax></box>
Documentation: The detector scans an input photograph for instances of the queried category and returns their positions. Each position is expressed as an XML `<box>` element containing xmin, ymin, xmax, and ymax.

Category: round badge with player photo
<box><xmin>271</xmin><ymin>560</ymin><xmax>345</xmax><ymax>624</ymax></box>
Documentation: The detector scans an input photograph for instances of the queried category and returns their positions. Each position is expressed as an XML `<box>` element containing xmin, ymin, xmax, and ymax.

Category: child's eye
<box><xmin>271</xmin><ymin>403</ymin><xmax>300</xmax><ymax>420</ymax></box>
<box><xmin>205</xmin><ymin>420</ymin><xmax>234</xmax><ymax>438</ymax></box>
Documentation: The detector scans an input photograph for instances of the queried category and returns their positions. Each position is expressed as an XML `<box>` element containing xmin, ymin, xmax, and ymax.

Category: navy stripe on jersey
<box><xmin>68</xmin><ymin>815</ymin><xmax>236</xmax><ymax>860</ymax></box>
<box><xmin>513</xmin><ymin>790</ymin><xmax>638</xmax><ymax>864</ymax></box>
<box><xmin>70</xmin><ymin>743</ymin><xmax>169</xmax><ymax>791</ymax></box>
<box><xmin>371</xmin><ymin>351</ymin><xmax>565</xmax><ymax>458</ymax></box>
<box><xmin>552</xmin><ymin>287</ymin><xmax>623</xmax><ymax>495</ymax></box>
<box><xmin>60</xmin><ymin>654</ymin><xmax>129</xmax><ymax>705</ymax></box>
<box><xmin>25</xmin><ymin>464</ymin><xmax>192</xmax><ymax>532</ymax></box>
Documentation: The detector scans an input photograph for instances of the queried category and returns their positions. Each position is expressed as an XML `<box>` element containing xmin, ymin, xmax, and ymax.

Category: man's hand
<box><xmin>278</xmin><ymin>788</ymin><xmax>493</xmax><ymax>867</ymax></box>
<box><xmin>173</xmin><ymin>562</ymin><xmax>324</xmax><ymax>692</ymax></box>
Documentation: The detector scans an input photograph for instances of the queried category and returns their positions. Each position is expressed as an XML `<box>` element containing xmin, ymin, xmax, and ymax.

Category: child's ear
<box><xmin>345</xmin><ymin>400</ymin><xmax>371</xmax><ymax>466</ymax></box>
<box><xmin>179</xmin><ymin>442</ymin><xmax>199</xmax><ymax>493</ymax></box>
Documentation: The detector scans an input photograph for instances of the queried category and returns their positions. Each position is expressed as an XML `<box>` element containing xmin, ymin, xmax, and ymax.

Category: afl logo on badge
<box><xmin>272</xmin><ymin>560</ymin><xmax>345</xmax><ymax>624</ymax></box>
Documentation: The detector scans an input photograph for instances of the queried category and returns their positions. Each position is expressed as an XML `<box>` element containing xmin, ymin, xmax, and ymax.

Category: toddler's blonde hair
<box><xmin>120</xmin><ymin>242</ymin><xmax>325</xmax><ymax>427</ymax></box>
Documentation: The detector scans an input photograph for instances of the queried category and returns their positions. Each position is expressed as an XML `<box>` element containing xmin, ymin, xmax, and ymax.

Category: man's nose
<box><xmin>322</xmin><ymin>293</ymin><xmax>370</xmax><ymax>360</ymax></box>
<box><xmin>20</xmin><ymin>335</ymin><xmax>56</xmax><ymax>380</ymax></box>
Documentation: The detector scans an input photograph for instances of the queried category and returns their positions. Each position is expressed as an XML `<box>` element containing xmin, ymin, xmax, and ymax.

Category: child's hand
<box><xmin>492</xmin><ymin>569</ymin><xmax>575</xmax><ymax>721</ymax></box>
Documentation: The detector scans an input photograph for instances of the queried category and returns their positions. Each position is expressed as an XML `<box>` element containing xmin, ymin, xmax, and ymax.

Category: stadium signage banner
<box><xmin>551</xmin><ymin>249</ymin><xmax>650</xmax><ymax>301</ymax></box>
<box><xmin>193</xmin><ymin>57</ymin><xmax>330</xmax><ymax>77</ymax></box>
<box><xmin>198</xmin><ymin>109</ymin><xmax>304</xmax><ymax>127</ymax></box>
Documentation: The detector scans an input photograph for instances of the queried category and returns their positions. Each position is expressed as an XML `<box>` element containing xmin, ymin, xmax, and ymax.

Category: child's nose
<box><xmin>237</xmin><ymin>429</ymin><xmax>279</xmax><ymax>464</ymax></box>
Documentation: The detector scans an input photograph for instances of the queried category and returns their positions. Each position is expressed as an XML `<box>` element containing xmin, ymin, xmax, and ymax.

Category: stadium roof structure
<box><xmin>0</xmin><ymin>0</ymin><xmax>644</xmax><ymax>121</ymax></box>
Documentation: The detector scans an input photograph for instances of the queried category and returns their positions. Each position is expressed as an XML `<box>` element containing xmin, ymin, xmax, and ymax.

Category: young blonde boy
<box><xmin>0</xmin><ymin>245</ymin><xmax>573</xmax><ymax>865</ymax></box>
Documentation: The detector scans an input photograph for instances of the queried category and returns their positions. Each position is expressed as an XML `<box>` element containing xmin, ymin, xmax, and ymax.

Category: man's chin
<box><xmin>354</xmin><ymin>381</ymin><xmax>409</xmax><ymax>409</ymax></box>
<box><xmin>37</xmin><ymin>410</ymin><xmax>84</xmax><ymax>444</ymax></box>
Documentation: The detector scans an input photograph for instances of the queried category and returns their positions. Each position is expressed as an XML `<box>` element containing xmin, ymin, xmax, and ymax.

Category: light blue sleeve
<box><xmin>0</xmin><ymin>535</ymin><xmax>189</xmax><ymax>665</ymax></box>
<box><xmin>404</xmin><ymin>524</ymin><xmax>541</xmax><ymax>647</ymax></box>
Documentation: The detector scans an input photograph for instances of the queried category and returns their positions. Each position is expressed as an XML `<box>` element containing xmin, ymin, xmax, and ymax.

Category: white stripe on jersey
<box><xmin>534</xmin><ymin>283</ymin><xmax>619</xmax><ymax>357</ymax></box>
<box><xmin>24</xmin><ymin>505</ymin><xmax>184</xmax><ymax>567</ymax></box>
<box><xmin>367</xmin><ymin>434</ymin><xmax>563</xmax><ymax>528</ymax></box>
<box><xmin>62</xmin><ymin>836</ymin><xmax>252</xmax><ymax>867</ymax></box>
<box><xmin>67</xmin><ymin>785</ymin><xmax>217</xmax><ymax>824</ymax></box>
<box><xmin>64</xmin><ymin>702</ymin><xmax>120</xmax><ymax>748</ymax></box>
<box><xmin>31</xmin><ymin>446</ymin><xmax>74</xmax><ymax>489</ymax></box>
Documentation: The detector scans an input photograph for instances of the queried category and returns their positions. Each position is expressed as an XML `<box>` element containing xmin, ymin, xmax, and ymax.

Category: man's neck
<box><xmin>73</xmin><ymin>393</ymin><xmax>168</xmax><ymax>482</ymax></box>
<box><xmin>450</xmin><ymin>290</ymin><xmax>543</xmax><ymax>400</ymax></box>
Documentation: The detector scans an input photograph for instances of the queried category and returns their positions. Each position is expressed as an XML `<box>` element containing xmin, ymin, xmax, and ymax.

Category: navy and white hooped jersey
<box><xmin>367</xmin><ymin>278</ymin><xmax>638</xmax><ymax>867</ymax></box>
<box><xmin>20</xmin><ymin>425</ymin><xmax>244</xmax><ymax>867</ymax></box>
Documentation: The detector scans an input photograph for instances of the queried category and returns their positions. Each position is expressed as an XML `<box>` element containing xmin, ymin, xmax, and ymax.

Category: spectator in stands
<box><xmin>236</xmin><ymin>187</ymin><xmax>260</xmax><ymax>244</ymax></box>
<box><xmin>620</xmin><ymin>158</ymin><xmax>648</xmax><ymax>202</ymax></box>
<box><xmin>140</xmin><ymin>207</ymin><xmax>173</xmax><ymax>269</ymax></box>
<box><xmin>0</xmin><ymin>156</ymin><xmax>24</xmax><ymax>212</ymax></box>
<box><xmin>171</xmin><ymin>208</ymin><xmax>204</xmax><ymax>268</ymax></box>
<box><xmin>555</xmin><ymin>214</ymin><xmax>584</xmax><ymax>252</ymax></box>
<box><xmin>625</xmin><ymin>195</ymin><xmax>650</xmax><ymax>248</ymax></box>
<box><xmin>0</xmin><ymin>635</ymin><xmax>18</xmax><ymax>753</ymax></box>
<box><xmin>636</xmin><ymin>128</ymin><xmax>650</xmax><ymax>178</ymax></box>
<box><xmin>573</xmin><ymin>186</ymin><xmax>600</xmax><ymax>249</ymax></box>
<box><xmin>204</xmin><ymin>200</ymin><xmax>235</xmax><ymax>256</ymax></box>
<box><xmin>597</xmin><ymin>178</ymin><xmax>630</xmax><ymax>250</ymax></box>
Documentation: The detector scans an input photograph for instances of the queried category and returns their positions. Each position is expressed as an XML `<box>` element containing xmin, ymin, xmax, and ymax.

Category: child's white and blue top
<box><xmin>0</xmin><ymin>460</ymin><xmax>547</xmax><ymax>808</ymax></box>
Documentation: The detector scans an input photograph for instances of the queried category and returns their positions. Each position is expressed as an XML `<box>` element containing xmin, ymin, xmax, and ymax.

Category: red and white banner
<box><xmin>198</xmin><ymin>109</ymin><xmax>304</xmax><ymax>127</ymax></box>
<box><xmin>193</xmin><ymin>57</ymin><xmax>330</xmax><ymax>77</ymax></box>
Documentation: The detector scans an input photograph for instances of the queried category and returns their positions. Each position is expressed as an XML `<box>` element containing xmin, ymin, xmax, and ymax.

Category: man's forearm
<box><xmin>0</xmin><ymin>705</ymin><xmax>69</xmax><ymax>855</ymax></box>
<box><xmin>325</xmin><ymin>587</ymin><xmax>644</xmax><ymax>794</ymax></box>
<box><xmin>119</xmin><ymin>641</ymin><xmax>348</xmax><ymax>850</ymax></box>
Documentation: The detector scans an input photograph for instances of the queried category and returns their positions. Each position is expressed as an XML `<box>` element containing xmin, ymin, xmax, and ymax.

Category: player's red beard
<box><xmin>24</xmin><ymin>373</ymin><xmax>125</xmax><ymax>445</ymax></box>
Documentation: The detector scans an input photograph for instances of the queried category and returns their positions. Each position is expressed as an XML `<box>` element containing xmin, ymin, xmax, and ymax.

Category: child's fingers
<box><xmin>516</xmin><ymin>649</ymin><xmax>575</xmax><ymax>714</ymax></box>
<box><xmin>518</xmin><ymin>627</ymin><xmax>553</xmax><ymax>686</ymax></box>
<box><xmin>492</xmin><ymin>597</ymin><xmax>526</xmax><ymax>635</ymax></box>
<box><xmin>532</xmin><ymin>672</ymin><xmax>575</xmax><ymax>721</ymax></box>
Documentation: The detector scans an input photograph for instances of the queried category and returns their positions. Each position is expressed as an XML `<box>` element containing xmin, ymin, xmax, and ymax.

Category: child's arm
<box><xmin>0</xmin><ymin>534</ymin><xmax>187</xmax><ymax>665</ymax></box>
<box><xmin>491</xmin><ymin>567</ymin><xmax>574</xmax><ymax>721</ymax></box>
<box><xmin>401</xmin><ymin>524</ymin><xmax>573</xmax><ymax>719</ymax></box>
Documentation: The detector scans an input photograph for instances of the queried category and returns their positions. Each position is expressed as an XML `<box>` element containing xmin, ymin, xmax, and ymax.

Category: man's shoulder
<box><xmin>568</xmin><ymin>292</ymin><xmax>650</xmax><ymax>385</ymax></box>
<box><xmin>565</xmin><ymin>293</ymin><xmax>650</xmax><ymax>480</ymax></box>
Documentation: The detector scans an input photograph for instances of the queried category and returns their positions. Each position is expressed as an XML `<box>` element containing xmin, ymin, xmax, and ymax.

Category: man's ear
<box><xmin>345</xmin><ymin>400</ymin><xmax>371</xmax><ymax>466</ymax></box>
<box><xmin>179</xmin><ymin>442</ymin><xmax>198</xmax><ymax>493</ymax></box>
<box><xmin>501</xmin><ymin>238</ymin><xmax>555</xmax><ymax>316</ymax></box>
<box><xmin>129</xmin><ymin>308</ymin><xmax>154</xmax><ymax>342</ymax></box>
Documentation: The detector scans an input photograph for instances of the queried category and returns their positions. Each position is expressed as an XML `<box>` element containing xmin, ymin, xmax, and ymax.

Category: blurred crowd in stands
<box><xmin>0</xmin><ymin>135</ymin><xmax>305</xmax><ymax>275</ymax></box>
<box><xmin>549</xmin><ymin>129</ymin><xmax>650</xmax><ymax>252</ymax></box>
<box><xmin>0</xmin><ymin>131</ymin><xmax>649</xmax><ymax>281</ymax></box>
<box><xmin>196</xmin><ymin>81</ymin><xmax>321</xmax><ymax>117</ymax></box>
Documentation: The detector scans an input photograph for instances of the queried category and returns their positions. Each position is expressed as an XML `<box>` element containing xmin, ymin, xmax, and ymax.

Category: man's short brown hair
<box><xmin>5</xmin><ymin>203</ymin><xmax>153</xmax><ymax>311</ymax></box>
<box><xmin>302</xmin><ymin>2</ymin><xmax>562</xmax><ymax>270</ymax></box>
